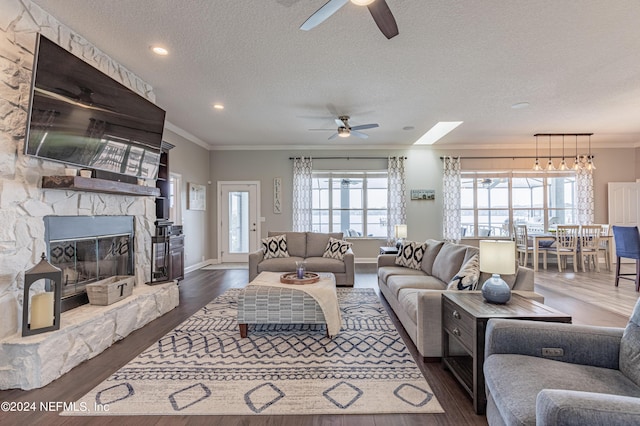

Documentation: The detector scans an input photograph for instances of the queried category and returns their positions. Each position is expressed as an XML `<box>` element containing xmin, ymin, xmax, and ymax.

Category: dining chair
<box><xmin>612</xmin><ymin>225</ymin><xmax>640</xmax><ymax>292</ymax></box>
<box><xmin>596</xmin><ymin>224</ymin><xmax>612</xmax><ymax>271</ymax></box>
<box><xmin>548</xmin><ymin>225</ymin><xmax>579</xmax><ymax>272</ymax></box>
<box><xmin>579</xmin><ymin>225</ymin><xmax>601</xmax><ymax>272</ymax></box>
<box><xmin>514</xmin><ymin>224</ymin><xmax>547</xmax><ymax>269</ymax></box>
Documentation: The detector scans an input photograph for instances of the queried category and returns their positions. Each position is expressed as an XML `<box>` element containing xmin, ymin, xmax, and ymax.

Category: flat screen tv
<box><xmin>24</xmin><ymin>34</ymin><xmax>165</xmax><ymax>180</ymax></box>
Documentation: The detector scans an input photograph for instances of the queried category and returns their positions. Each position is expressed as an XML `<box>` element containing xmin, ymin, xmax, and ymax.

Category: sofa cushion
<box><xmin>484</xmin><ymin>354</ymin><xmax>640</xmax><ymax>426</ymax></box>
<box><xmin>268</xmin><ymin>231</ymin><xmax>306</xmax><ymax>257</ymax></box>
<box><xmin>378</xmin><ymin>266</ymin><xmax>426</xmax><ymax>284</ymax></box>
<box><xmin>257</xmin><ymin>256</ymin><xmax>304</xmax><ymax>274</ymax></box>
<box><xmin>621</xmin><ymin>299</ymin><xmax>640</xmax><ymax>387</ymax></box>
<box><xmin>431</xmin><ymin>242</ymin><xmax>469</xmax><ymax>283</ymax></box>
<box><xmin>322</xmin><ymin>237</ymin><xmax>352</xmax><ymax>260</ymax></box>
<box><xmin>261</xmin><ymin>234</ymin><xmax>290</xmax><ymax>259</ymax></box>
<box><xmin>447</xmin><ymin>253</ymin><xmax>480</xmax><ymax>291</ymax></box>
<box><xmin>395</xmin><ymin>241</ymin><xmax>427</xmax><ymax>270</ymax></box>
<box><xmin>421</xmin><ymin>239</ymin><xmax>445</xmax><ymax>275</ymax></box>
<box><xmin>398</xmin><ymin>288</ymin><xmax>421</xmax><ymax>325</ymax></box>
<box><xmin>387</xmin><ymin>275</ymin><xmax>445</xmax><ymax>298</ymax></box>
<box><xmin>307</xmin><ymin>232</ymin><xmax>343</xmax><ymax>257</ymax></box>
<box><xmin>304</xmin><ymin>256</ymin><xmax>346</xmax><ymax>273</ymax></box>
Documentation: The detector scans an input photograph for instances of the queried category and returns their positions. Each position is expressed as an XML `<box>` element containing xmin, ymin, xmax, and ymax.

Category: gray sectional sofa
<box><xmin>378</xmin><ymin>239</ymin><xmax>540</xmax><ymax>359</ymax></box>
<box><xmin>249</xmin><ymin>231</ymin><xmax>355</xmax><ymax>286</ymax></box>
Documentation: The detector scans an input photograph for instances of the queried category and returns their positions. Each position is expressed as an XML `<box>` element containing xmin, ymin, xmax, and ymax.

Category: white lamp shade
<box><xmin>479</xmin><ymin>240</ymin><xmax>516</xmax><ymax>275</ymax></box>
<box><xmin>394</xmin><ymin>224</ymin><xmax>408</xmax><ymax>239</ymax></box>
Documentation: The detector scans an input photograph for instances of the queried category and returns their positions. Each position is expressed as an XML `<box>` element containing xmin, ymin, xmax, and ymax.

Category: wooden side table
<box><xmin>441</xmin><ymin>292</ymin><xmax>572</xmax><ymax>414</ymax></box>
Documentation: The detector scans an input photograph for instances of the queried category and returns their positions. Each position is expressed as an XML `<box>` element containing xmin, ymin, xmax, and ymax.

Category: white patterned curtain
<box><xmin>387</xmin><ymin>156</ymin><xmax>407</xmax><ymax>245</ymax></box>
<box><xmin>292</xmin><ymin>157</ymin><xmax>313</xmax><ymax>231</ymax></box>
<box><xmin>576</xmin><ymin>168</ymin><xmax>594</xmax><ymax>224</ymax></box>
<box><xmin>442</xmin><ymin>156</ymin><xmax>462</xmax><ymax>242</ymax></box>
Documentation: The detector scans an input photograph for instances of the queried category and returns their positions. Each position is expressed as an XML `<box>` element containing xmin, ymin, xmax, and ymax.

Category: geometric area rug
<box><xmin>63</xmin><ymin>288</ymin><xmax>443</xmax><ymax>416</ymax></box>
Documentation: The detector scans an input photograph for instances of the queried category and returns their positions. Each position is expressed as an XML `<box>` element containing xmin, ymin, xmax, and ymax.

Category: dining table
<box><xmin>528</xmin><ymin>231</ymin><xmax>612</xmax><ymax>272</ymax></box>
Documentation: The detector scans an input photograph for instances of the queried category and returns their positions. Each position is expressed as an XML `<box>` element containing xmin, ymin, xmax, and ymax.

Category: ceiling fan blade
<box><xmin>335</xmin><ymin>118</ymin><xmax>346</xmax><ymax>127</ymax></box>
<box><xmin>351</xmin><ymin>130</ymin><xmax>369</xmax><ymax>139</ymax></box>
<box><xmin>300</xmin><ymin>0</ymin><xmax>349</xmax><ymax>31</ymax></box>
<box><xmin>367</xmin><ymin>0</ymin><xmax>399</xmax><ymax>39</ymax></box>
<box><xmin>328</xmin><ymin>133</ymin><xmax>339</xmax><ymax>140</ymax></box>
<box><xmin>350</xmin><ymin>123</ymin><xmax>379</xmax><ymax>131</ymax></box>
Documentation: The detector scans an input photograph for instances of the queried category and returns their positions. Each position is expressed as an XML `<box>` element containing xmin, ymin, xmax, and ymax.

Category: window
<box><xmin>312</xmin><ymin>171</ymin><xmax>388</xmax><ymax>237</ymax></box>
<box><xmin>461</xmin><ymin>172</ymin><xmax>576</xmax><ymax>238</ymax></box>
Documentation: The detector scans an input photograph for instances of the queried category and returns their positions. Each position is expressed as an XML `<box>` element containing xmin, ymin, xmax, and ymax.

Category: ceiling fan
<box><xmin>310</xmin><ymin>115</ymin><xmax>379</xmax><ymax>140</ymax></box>
<box><xmin>300</xmin><ymin>0</ymin><xmax>399</xmax><ymax>40</ymax></box>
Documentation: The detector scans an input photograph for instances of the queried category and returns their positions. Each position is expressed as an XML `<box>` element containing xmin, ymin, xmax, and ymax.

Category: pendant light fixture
<box><xmin>532</xmin><ymin>135</ymin><xmax>542</xmax><ymax>171</ymax></box>
<box><xmin>546</xmin><ymin>135</ymin><xmax>556</xmax><ymax>171</ymax></box>
<box><xmin>586</xmin><ymin>134</ymin><xmax>596</xmax><ymax>171</ymax></box>
<box><xmin>559</xmin><ymin>135</ymin><xmax>569</xmax><ymax>170</ymax></box>
<box><xmin>572</xmin><ymin>134</ymin><xmax>581</xmax><ymax>170</ymax></box>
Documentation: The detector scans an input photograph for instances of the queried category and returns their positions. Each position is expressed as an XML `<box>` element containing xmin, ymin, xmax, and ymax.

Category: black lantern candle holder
<box><xmin>22</xmin><ymin>253</ymin><xmax>62</xmax><ymax>337</ymax></box>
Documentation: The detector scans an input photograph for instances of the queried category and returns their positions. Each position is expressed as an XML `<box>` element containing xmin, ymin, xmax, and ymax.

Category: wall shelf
<box><xmin>42</xmin><ymin>176</ymin><xmax>160</xmax><ymax>197</ymax></box>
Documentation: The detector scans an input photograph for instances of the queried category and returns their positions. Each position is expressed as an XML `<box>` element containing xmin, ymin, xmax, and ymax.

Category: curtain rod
<box><xmin>440</xmin><ymin>155</ymin><xmax>595</xmax><ymax>160</ymax></box>
<box><xmin>289</xmin><ymin>156</ymin><xmax>406</xmax><ymax>160</ymax></box>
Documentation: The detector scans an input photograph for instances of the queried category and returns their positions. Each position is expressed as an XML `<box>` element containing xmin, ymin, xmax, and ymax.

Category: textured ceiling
<box><xmin>32</xmin><ymin>0</ymin><xmax>640</xmax><ymax>150</ymax></box>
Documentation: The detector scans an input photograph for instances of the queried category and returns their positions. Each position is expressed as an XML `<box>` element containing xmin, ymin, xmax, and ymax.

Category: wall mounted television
<box><xmin>24</xmin><ymin>34</ymin><xmax>165</xmax><ymax>180</ymax></box>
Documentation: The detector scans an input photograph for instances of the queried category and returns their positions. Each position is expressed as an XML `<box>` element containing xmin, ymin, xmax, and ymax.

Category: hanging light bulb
<box><xmin>532</xmin><ymin>135</ymin><xmax>542</xmax><ymax>171</ymax></box>
<box><xmin>559</xmin><ymin>135</ymin><xmax>569</xmax><ymax>170</ymax></box>
<box><xmin>585</xmin><ymin>134</ymin><xmax>596</xmax><ymax>172</ymax></box>
<box><xmin>572</xmin><ymin>134</ymin><xmax>581</xmax><ymax>170</ymax></box>
<box><xmin>546</xmin><ymin>135</ymin><xmax>556</xmax><ymax>171</ymax></box>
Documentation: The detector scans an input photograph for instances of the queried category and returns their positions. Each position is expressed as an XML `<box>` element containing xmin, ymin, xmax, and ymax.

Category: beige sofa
<box><xmin>378</xmin><ymin>239</ymin><xmax>541</xmax><ymax>359</ymax></box>
<box><xmin>249</xmin><ymin>231</ymin><xmax>355</xmax><ymax>286</ymax></box>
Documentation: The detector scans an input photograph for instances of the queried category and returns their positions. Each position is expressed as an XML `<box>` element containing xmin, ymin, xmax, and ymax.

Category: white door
<box><xmin>218</xmin><ymin>182</ymin><xmax>260</xmax><ymax>263</ymax></box>
<box><xmin>608</xmin><ymin>182</ymin><xmax>640</xmax><ymax>264</ymax></box>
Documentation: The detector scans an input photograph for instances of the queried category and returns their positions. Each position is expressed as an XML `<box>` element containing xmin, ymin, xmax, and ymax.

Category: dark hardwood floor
<box><xmin>1</xmin><ymin>262</ymin><xmax>635</xmax><ymax>426</ymax></box>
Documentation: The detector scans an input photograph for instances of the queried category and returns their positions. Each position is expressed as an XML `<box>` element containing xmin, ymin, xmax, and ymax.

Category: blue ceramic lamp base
<box><xmin>481</xmin><ymin>273</ymin><xmax>511</xmax><ymax>304</ymax></box>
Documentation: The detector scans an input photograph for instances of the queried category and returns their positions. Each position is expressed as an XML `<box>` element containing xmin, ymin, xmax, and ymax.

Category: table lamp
<box><xmin>479</xmin><ymin>240</ymin><xmax>516</xmax><ymax>304</ymax></box>
<box><xmin>394</xmin><ymin>224</ymin><xmax>408</xmax><ymax>248</ymax></box>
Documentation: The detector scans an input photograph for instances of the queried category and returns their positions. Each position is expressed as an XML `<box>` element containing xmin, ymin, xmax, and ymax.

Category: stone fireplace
<box><xmin>0</xmin><ymin>1</ymin><xmax>179</xmax><ymax>390</ymax></box>
<box><xmin>45</xmin><ymin>215</ymin><xmax>135</xmax><ymax>311</ymax></box>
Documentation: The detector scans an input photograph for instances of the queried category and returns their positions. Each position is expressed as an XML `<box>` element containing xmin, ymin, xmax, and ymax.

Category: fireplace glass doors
<box><xmin>49</xmin><ymin>235</ymin><xmax>132</xmax><ymax>299</ymax></box>
<box><xmin>44</xmin><ymin>215</ymin><xmax>134</xmax><ymax>311</ymax></box>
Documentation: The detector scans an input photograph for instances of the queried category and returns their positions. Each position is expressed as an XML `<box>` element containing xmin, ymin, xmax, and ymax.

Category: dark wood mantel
<box><xmin>42</xmin><ymin>176</ymin><xmax>160</xmax><ymax>197</ymax></box>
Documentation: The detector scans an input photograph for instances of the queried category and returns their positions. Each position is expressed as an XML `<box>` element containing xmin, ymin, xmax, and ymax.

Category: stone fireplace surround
<box><xmin>0</xmin><ymin>1</ymin><xmax>179</xmax><ymax>389</ymax></box>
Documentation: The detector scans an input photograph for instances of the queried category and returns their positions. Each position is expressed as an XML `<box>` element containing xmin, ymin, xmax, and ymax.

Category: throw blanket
<box><xmin>250</xmin><ymin>271</ymin><xmax>342</xmax><ymax>336</ymax></box>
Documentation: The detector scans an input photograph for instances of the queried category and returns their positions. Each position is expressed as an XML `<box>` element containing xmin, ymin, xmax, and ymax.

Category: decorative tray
<box><xmin>280</xmin><ymin>272</ymin><xmax>320</xmax><ymax>285</ymax></box>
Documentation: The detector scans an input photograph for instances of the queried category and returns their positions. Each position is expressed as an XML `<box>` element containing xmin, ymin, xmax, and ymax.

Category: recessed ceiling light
<box><xmin>213</xmin><ymin>104</ymin><xmax>224</xmax><ymax>110</ymax></box>
<box><xmin>511</xmin><ymin>102</ymin><xmax>530</xmax><ymax>109</ymax></box>
<box><xmin>351</xmin><ymin>0</ymin><xmax>375</xmax><ymax>5</ymax></box>
<box><xmin>150</xmin><ymin>46</ymin><xmax>168</xmax><ymax>56</ymax></box>
<box><xmin>403</xmin><ymin>126</ymin><xmax>415</xmax><ymax>131</ymax></box>
<box><xmin>413</xmin><ymin>121</ymin><xmax>463</xmax><ymax>145</ymax></box>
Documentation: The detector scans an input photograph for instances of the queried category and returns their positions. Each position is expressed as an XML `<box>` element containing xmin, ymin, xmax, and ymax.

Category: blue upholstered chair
<box><xmin>613</xmin><ymin>226</ymin><xmax>640</xmax><ymax>292</ymax></box>
<box><xmin>483</xmin><ymin>298</ymin><xmax>640</xmax><ymax>425</ymax></box>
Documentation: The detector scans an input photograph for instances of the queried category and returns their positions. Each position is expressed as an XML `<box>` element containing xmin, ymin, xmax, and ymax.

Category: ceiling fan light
<box><xmin>338</xmin><ymin>132</ymin><xmax>350</xmax><ymax>138</ymax></box>
<box><xmin>351</xmin><ymin>0</ymin><xmax>375</xmax><ymax>5</ymax></box>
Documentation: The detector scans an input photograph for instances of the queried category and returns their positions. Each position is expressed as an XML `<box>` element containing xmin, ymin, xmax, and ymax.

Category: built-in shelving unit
<box><xmin>42</xmin><ymin>176</ymin><xmax>160</xmax><ymax>197</ymax></box>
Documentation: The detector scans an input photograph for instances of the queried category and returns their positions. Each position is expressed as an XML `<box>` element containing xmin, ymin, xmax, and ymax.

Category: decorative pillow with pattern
<box><xmin>395</xmin><ymin>241</ymin><xmax>427</xmax><ymax>270</ymax></box>
<box><xmin>261</xmin><ymin>234</ymin><xmax>290</xmax><ymax>260</ymax></box>
<box><xmin>447</xmin><ymin>254</ymin><xmax>480</xmax><ymax>291</ymax></box>
<box><xmin>323</xmin><ymin>237</ymin><xmax>352</xmax><ymax>260</ymax></box>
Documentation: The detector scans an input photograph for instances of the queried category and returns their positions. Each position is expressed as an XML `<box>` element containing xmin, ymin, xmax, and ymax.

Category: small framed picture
<box><xmin>411</xmin><ymin>189</ymin><xmax>435</xmax><ymax>200</ymax></box>
<box><xmin>188</xmin><ymin>182</ymin><xmax>206</xmax><ymax>210</ymax></box>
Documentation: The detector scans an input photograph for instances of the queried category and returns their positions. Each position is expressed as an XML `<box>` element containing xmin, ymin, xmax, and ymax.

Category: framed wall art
<box><xmin>188</xmin><ymin>182</ymin><xmax>206</xmax><ymax>210</ymax></box>
<box><xmin>273</xmin><ymin>177</ymin><xmax>282</xmax><ymax>214</ymax></box>
<box><xmin>411</xmin><ymin>189</ymin><xmax>435</xmax><ymax>200</ymax></box>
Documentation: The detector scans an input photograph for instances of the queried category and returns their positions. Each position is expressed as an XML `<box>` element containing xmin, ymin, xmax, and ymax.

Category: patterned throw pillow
<box><xmin>323</xmin><ymin>237</ymin><xmax>352</xmax><ymax>260</ymax></box>
<box><xmin>447</xmin><ymin>254</ymin><xmax>480</xmax><ymax>291</ymax></box>
<box><xmin>261</xmin><ymin>234</ymin><xmax>290</xmax><ymax>260</ymax></box>
<box><xmin>395</xmin><ymin>241</ymin><xmax>427</xmax><ymax>270</ymax></box>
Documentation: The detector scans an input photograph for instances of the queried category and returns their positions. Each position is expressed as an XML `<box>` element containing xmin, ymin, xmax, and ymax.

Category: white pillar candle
<box><xmin>30</xmin><ymin>292</ymin><xmax>54</xmax><ymax>329</ymax></box>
